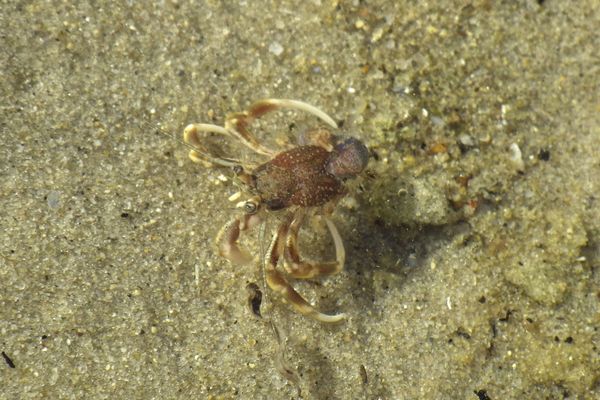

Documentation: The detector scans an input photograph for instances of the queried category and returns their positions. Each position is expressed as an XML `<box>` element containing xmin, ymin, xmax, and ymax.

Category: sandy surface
<box><xmin>1</xmin><ymin>1</ymin><xmax>599</xmax><ymax>399</ymax></box>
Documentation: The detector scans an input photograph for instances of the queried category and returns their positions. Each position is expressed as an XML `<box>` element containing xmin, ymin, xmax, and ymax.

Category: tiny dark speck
<box><xmin>2</xmin><ymin>351</ymin><xmax>15</xmax><ymax>368</ymax></box>
<box><xmin>246</xmin><ymin>282</ymin><xmax>263</xmax><ymax>318</ymax></box>
<box><xmin>474</xmin><ymin>389</ymin><xmax>491</xmax><ymax>400</ymax></box>
<box><xmin>564</xmin><ymin>336</ymin><xmax>573</xmax><ymax>344</ymax></box>
<box><xmin>456</xmin><ymin>328</ymin><xmax>471</xmax><ymax>340</ymax></box>
<box><xmin>359</xmin><ymin>364</ymin><xmax>368</xmax><ymax>384</ymax></box>
<box><xmin>121</xmin><ymin>212</ymin><xmax>130</xmax><ymax>218</ymax></box>
<box><xmin>538</xmin><ymin>149</ymin><xmax>550</xmax><ymax>161</ymax></box>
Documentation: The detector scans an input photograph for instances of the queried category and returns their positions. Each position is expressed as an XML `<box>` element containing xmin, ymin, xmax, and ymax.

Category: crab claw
<box><xmin>217</xmin><ymin>212</ymin><xmax>262</xmax><ymax>265</ymax></box>
<box><xmin>216</xmin><ymin>217</ymin><xmax>255</xmax><ymax>265</ymax></box>
<box><xmin>219</xmin><ymin>241</ymin><xmax>253</xmax><ymax>265</ymax></box>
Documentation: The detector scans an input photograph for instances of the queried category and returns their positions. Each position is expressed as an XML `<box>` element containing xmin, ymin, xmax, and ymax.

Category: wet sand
<box><xmin>1</xmin><ymin>1</ymin><xmax>599</xmax><ymax>399</ymax></box>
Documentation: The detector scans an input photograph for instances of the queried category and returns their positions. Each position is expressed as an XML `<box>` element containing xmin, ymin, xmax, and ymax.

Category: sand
<box><xmin>1</xmin><ymin>1</ymin><xmax>599</xmax><ymax>399</ymax></box>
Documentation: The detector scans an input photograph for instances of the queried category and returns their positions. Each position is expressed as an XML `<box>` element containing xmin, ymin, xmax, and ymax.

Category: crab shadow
<box><xmin>285</xmin><ymin>208</ymin><xmax>468</xmax><ymax>397</ymax></box>
<box><xmin>341</xmin><ymin>211</ymin><xmax>466</xmax><ymax>315</ymax></box>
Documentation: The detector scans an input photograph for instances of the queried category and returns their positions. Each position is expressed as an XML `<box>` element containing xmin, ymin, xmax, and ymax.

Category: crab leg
<box><xmin>265</xmin><ymin>214</ymin><xmax>345</xmax><ymax>323</ymax></box>
<box><xmin>183</xmin><ymin>123</ymin><xmax>242</xmax><ymax>167</ymax></box>
<box><xmin>283</xmin><ymin>210</ymin><xmax>345</xmax><ymax>279</ymax></box>
<box><xmin>225</xmin><ymin>98</ymin><xmax>338</xmax><ymax>155</ymax></box>
<box><xmin>230</xmin><ymin>98</ymin><xmax>338</xmax><ymax>129</ymax></box>
<box><xmin>216</xmin><ymin>212</ymin><xmax>262</xmax><ymax>265</ymax></box>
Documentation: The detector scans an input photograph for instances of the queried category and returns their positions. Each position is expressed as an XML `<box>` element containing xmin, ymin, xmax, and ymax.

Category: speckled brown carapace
<box><xmin>251</xmin><ymin>145</ymin><xmax>346</xmax><ymax>210</ymax></box>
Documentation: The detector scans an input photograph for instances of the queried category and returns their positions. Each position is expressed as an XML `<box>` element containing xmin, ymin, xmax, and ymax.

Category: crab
<box><xmin>183</xmin><ymin>99</ymin><xmax>368</xmax><ymax>323</ymax></box>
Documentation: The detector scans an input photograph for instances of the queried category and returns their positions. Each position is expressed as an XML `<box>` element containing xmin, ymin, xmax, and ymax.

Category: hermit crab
<box><xmin>183</xmin><ymin>99</ymin><xmax>368</xmax><ymax>322</ymax></box>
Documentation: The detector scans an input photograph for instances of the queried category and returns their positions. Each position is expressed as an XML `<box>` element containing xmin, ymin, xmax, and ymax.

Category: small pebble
<box><xmin>458</xmin><ymin>134</ymin><xmax>475</xmax><ymax>147</ymax></box>
<box><xmin>47</xmin><ymin>190</ymin><xmax>61</xmax><ymax>209</ymax></box>
<box><xmin>268</xmin><ymin>42</ymin><xmax>283</xmax><ymax>56</ymax></box>
<box><xmin>509</xmin><ymin>143</ymin><xmax>525</xmax><ymax>171</ymax></box>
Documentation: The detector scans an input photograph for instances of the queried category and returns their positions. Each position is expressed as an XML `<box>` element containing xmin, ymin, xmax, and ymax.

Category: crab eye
<box><xmin>244</xmin><ymin>200</ymin><xmax>258</xmax><ymax>214</ymax></box>
<box><xmin>233</xmin><ymin>165</ymin><xmax>244</xmax><ymax>175</ymax></box>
